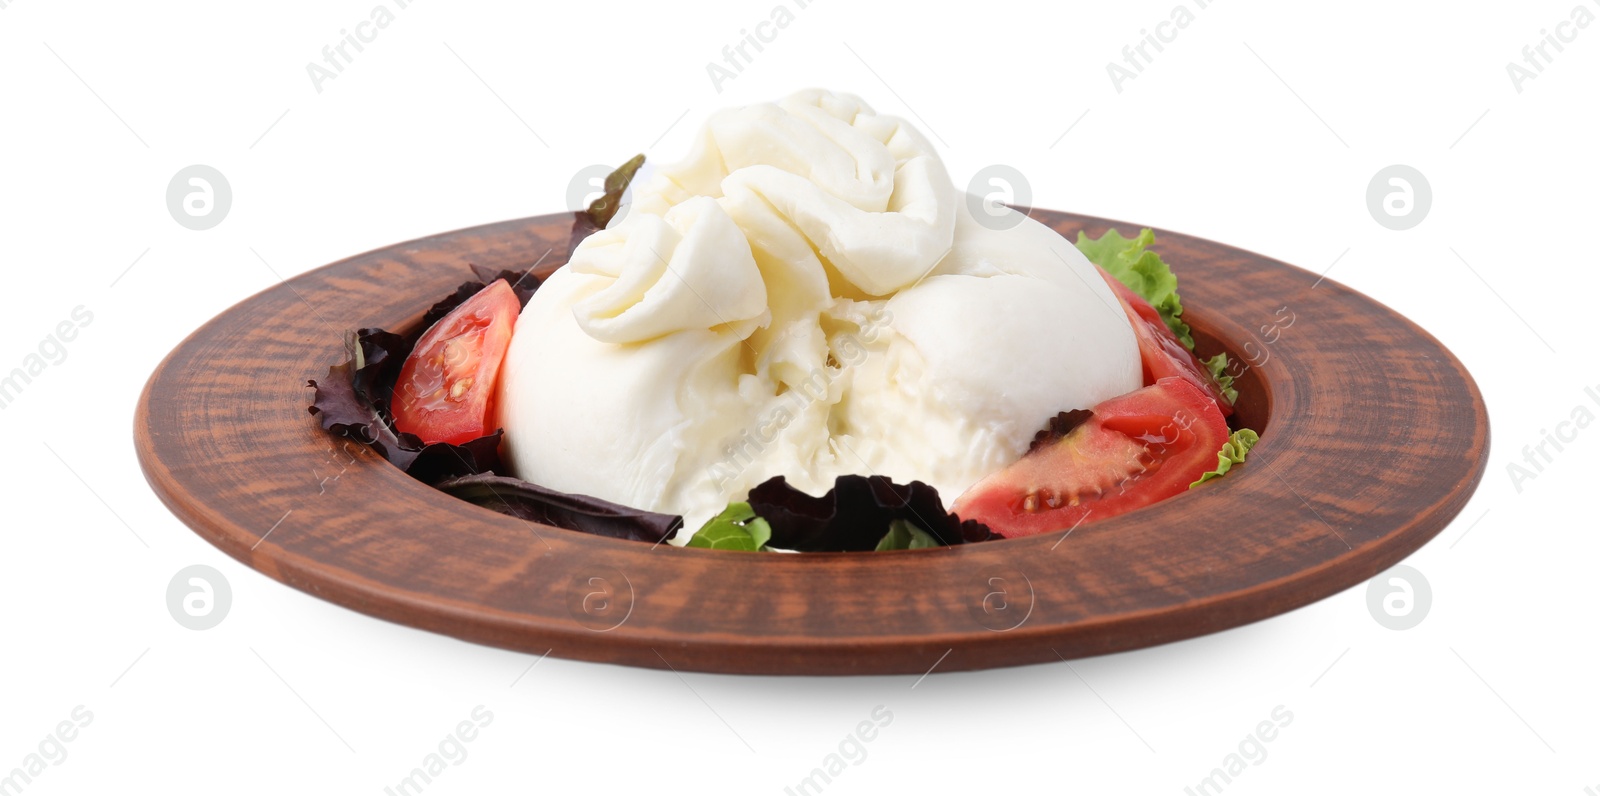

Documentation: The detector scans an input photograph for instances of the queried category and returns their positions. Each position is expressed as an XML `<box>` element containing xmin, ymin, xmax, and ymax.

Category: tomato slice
<box><xmin>1097</xmin><ymin>266</ymin><xmax>1234</xmax><ymax>417</ymax></box>
<box><xmin>951</xmin><ymin>377</ymin><xmax>1229</xmax><ymax>537</ymax></box>
<box><xmin>392</xmin><ymin>279</ymin><xmax>520</xmax><ymax>445</ymax></box>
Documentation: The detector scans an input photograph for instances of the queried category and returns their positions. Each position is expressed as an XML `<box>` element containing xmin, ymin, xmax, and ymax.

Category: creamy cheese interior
<box><xmin>498</xmin><ymin>89</ymin><xmax>1140</xmax><ymax>537</ymax></box>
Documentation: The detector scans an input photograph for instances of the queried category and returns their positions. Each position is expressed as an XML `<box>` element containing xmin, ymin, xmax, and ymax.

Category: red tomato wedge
<box><xmin>392</xmin><ymin>279</ymin><xmax>520</xmax><ymax>446</ymax></box>
<box><xmin>951</xmin><ymin>377</ymin><xmax>1228</xmax><ymax>538</ymax></box>
<box><xmin>1096</xmin><ymin>266</ymin><xmax>1234</xmax><ymax>417</ymax></box>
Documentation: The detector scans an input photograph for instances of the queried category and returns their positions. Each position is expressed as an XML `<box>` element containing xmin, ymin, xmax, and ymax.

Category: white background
<box><xmin>2</xmin><ymin>0</ymin><xmax>1597</xmax><ymax>793</ymax></box>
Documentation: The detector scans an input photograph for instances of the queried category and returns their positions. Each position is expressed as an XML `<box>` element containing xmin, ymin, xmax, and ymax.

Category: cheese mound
<box><xmin>498</xmin><ymin>89</ymin><xmax>1140</xmax><ymax>537</ymax></box>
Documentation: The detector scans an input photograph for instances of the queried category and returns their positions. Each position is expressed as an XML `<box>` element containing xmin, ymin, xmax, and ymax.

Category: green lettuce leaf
<box><xmin>1075</xmin><ymin>228</ymin><xmax>1194</xmax><ymax>350</ymax></box>
<box><xmin>1202</xmin><ymin>353</ymin><xmax>1240</xmax><ymax>405</ymax></box>
<box><xmin>686</xmin><ymin>502</ymin><xmax>772</xmax><ymax>551</ymax></box>
<box><xmin>874</xmin><ymin>519</ymin><xmax>941</xmax><ymax>551</ymax></box>
<box><xmin>586</xmin><ymin>153</ymin><xmax>645</xmax><ymax>229</ymax></box>
<box><xmin>1191</xmin><ymin>429</ymin><xmax>1260</xmax><ymax>487</ymax></box>
<box><xmin>568</xmin><ymin>154</ymin><xmax>646</xmax><ymax>255</ymax></box>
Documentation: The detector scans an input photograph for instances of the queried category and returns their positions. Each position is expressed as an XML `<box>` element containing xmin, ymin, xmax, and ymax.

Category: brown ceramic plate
<box><xmin>134</xmin><ymin>210</ymin><xmax>1488</xmax><ymax>675</ymax></box>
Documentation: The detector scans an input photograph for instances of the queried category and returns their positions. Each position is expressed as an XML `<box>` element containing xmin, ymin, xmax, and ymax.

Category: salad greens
<box><xmin>1202</xmin><ymin>352</ymin><xmax>1240</xmax><ymax>405</ymax></box>
<box><xmin>746</xmin><ymin>475</ymin><xmax>996</xmax><ymax>552</ymax></box>
<box><xmin>568</xmin><ymin>154</ymin><xmax>645</xmax><ymax>253</ymax></box>
<box><xmin>1192</xmin><ymin>429</ymin><xmax>1261</xmax><ymax>487</ymax></box>
<box><xmin>681</xmin><ymin>476</ymin><xmax>994</xmax><ymax>553</ymax></box>
<box><xmin>437</xmin><ymin>473</ymin><xmax>682</xmax><ymax>544</ymax></box>
<box><xmin>685</xmin><ymin>502</ymin><xmax>772</xmax><ymax>551</ymax></box>
<box><xmin>588</xmin><ymin>153</ymin><xmax>645</xmax><ymax>229</ymax></box>
<box><xmin>875</xmin><ymin>520</ymin><xmax>941</xmax><ymax>551</ymax></box>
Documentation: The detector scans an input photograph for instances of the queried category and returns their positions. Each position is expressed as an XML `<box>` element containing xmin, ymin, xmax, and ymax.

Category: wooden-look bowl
<box><xmin>134</xmin><ymin>210</ymin><xmax>1488</xmax><ymax>675</ymax></box>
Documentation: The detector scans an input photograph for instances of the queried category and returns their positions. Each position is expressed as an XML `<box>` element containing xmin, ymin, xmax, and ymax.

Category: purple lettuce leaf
<box><xmin>435</xmin><ymin>473</ymin><xmax>681</xmax><ymax>545</ymax></box>
<box><xmin>307</xmin><ymin>334</ymin><xmax>506</xmax><ymax>479</ymax></box>
<box><xmin>747</xmin><ymin>475</ymin><xmax>997</xmax><ymax>552</ymax></box>
<box><xmin>1027</xmin><ymin>409</ymin><xmax>1095</xmax><ymax>454</ymax></box>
